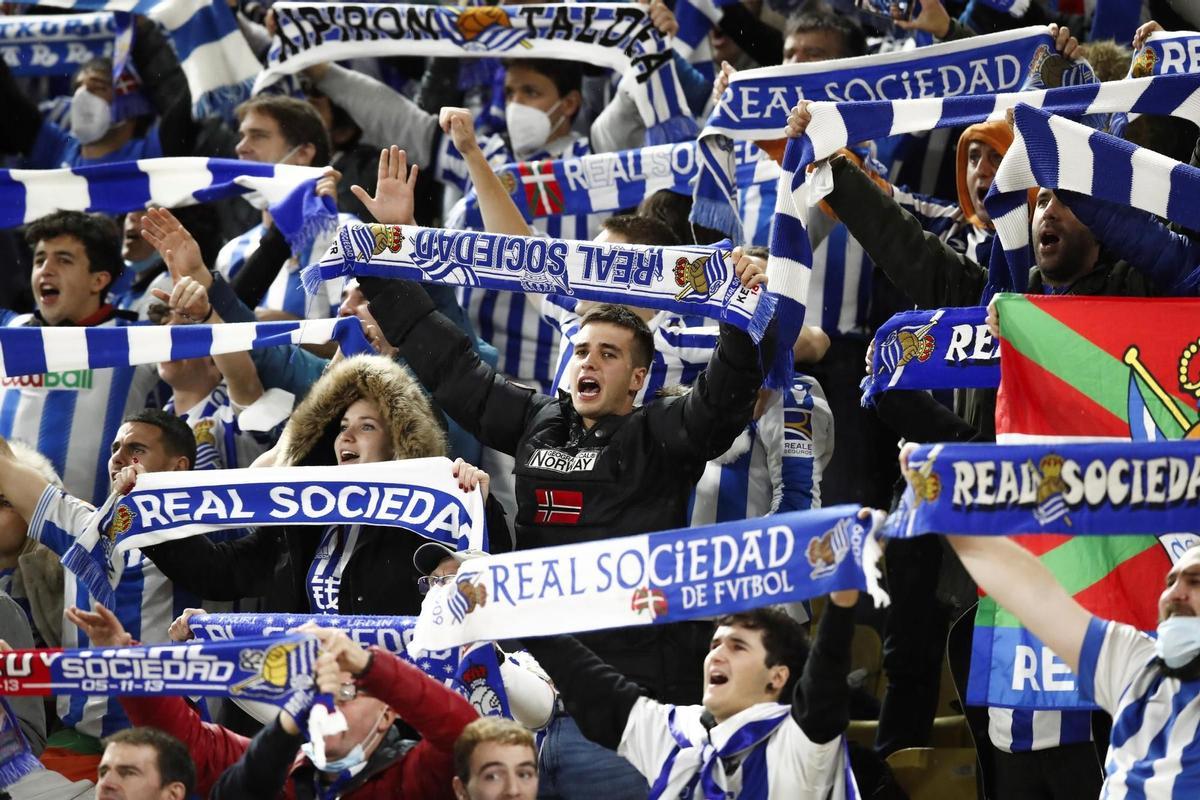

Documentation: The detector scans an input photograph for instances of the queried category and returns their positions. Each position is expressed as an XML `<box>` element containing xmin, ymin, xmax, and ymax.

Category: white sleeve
<box><xmin>616</xmin><ymin>696</ymin><xmax>678</xmax><ymax>780</ymax></box>
<box><xmin>499</xmin><ymin>650</ymin><xmax>557</xmax><ymax>730</ymax></box>
<box><xmin>770</xmin><ymin>717</ymin><xmax>843</xmax><ymax>795</ymax></box>
<box><xmin>1078</xmin><ymin>617</ymin><xmax>1157</xmax><ymax>714</ymax></box>
<box><xmin>27</xmin><ymin>486</ymin><xmax>97</xmax><ymax>556</ymax></box>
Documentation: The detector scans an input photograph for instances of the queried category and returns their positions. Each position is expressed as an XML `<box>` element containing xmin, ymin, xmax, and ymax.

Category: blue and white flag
<box><xmin>191</xmin><ymin>613</ymin><xmax>512</xmax><ymax>719</ymax></box>
<box><xmin>409</xmin><ymin>505</ymin><xmax>886</xmax><ymax>651</ymax></box>
<box><xmin>985</xmin><ymin>102</ymin><xmax>1200</xmax><ymax>297</ymax></box>
<box><xmin>304</xmin><ymin>223</ymin><xmax>776</xmax><ymax>340</ymax></box>
<box><xmin>259</xmin><ymin>3</ymin><xmax>696</xmax><ymax>145</ymax></box>
<box><xmin>0</xmin><ymin>11</ymin><xmax>131</xmax><ymax>77</ymax></box>
<box><xmin>862</xmin><ymin>306</ymin><xmax>998</xmax><ymax>405</ymax></box>
<box><xmin>761</xmin><ymin>73</ymin><xmax>1200</xmax><ymax>390</ymax></box>
<box><xmin>0</xmin><ymin>157</ymin><xmax>325</xmax><ymax>229</ymax></box>
<box><xmin>0</xmin><ymin>316</ymin><xmax>369</xmax><ymax>378</ymax></box>
<box><xmin>460</xmin><ymin>140</ymin><xmax>780</xmax><ymax>245</ymax></box>
<box><xmin>695</xmin><ymin>25</ymin><xmax>1055</xmax><ymax>241</ymax></box>
<box><xmin>887</xmin><ymin>440</ymin><xmax>1200</xmax><ymax>539</ymax></box>
<box><xmin>9</xmin><ymin>0</ymin><xmax>261</xmax><ymax>120</ymax></box>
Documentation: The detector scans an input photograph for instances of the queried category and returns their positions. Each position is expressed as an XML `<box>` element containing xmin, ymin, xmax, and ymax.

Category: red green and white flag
<box><xmin>969</xmin><ymin>294</ymin><xmax>1200</xmax><ymax>710</ymax></box>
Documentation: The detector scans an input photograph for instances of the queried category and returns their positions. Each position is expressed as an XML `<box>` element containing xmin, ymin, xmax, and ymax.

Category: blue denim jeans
<box><xmin>537</xmin><ymin>714</ymin><xmax>649</xmax><ymax>799</ymax></box>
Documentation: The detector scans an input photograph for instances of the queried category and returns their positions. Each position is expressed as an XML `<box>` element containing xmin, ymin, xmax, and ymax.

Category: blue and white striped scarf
<box><xmin>694</xmin><ymin>26</ymin><xmax>1055</xmax><ymax>241</ymax></box>
<box><xmin>191</xmin><ymin>613</ymin><xmax>513</xmax><ymax>720</ymax></box>
<box><xmin>984</xmin><ymin>102</ymin><xmax>1200</xmax><ymax>297</ymax></box>
<box><xmin>63</xmin><ymin>456</ymin><xmax>488</xmax><ymax>608</ymax></box>
<box><xmin>0</xmin><ymin>11</ymin><xmax>131</xmax><ymax>77</ymax></box>
<box><xmin>0</xmin><ymin>316</ymin><xmax>368</xmax><ymax>378</ymax></box>
<box><xmin>1109</xmin><ymin>29</ymin><xmax>1200</xmax><ymax>137</ymax></box>
<box><xmin>12</xmin><ymin>0</ymin><xmax>261</xmax><ymax>120</ymax></box>
<box><xmin>304</xmin><ymin>224</ymin><xmax>775</xmax><ymax>341</ymax></box>
<box><xmin>671</xmin><ymin>0</ymin><xmax>736</xmax><ymax>61</ymax></box>
<box><xmin>259</xmin><ymin>3</ymin><xmax>696</xmax><ymax>146</ymax></box>
<box><xmin>459</xmin><ymin>140</ymin><xmax>779</xmax><ymax>238</ymax></box>
<box><xmin>762</xmin><ymin>73</ymin><xmax>1200</xmax><ymax>390</ymax></box>
<box><xmin>0</xmin><ymin>156</ymin><xmax>323</xmax><ymax>227</ymax></box>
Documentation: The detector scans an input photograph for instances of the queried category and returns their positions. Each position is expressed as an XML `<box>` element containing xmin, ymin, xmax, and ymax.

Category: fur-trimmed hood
<box><xmin>275</xmin><ymin>355</ymin><xmax>447</xmax><ymax>467</ymax></box>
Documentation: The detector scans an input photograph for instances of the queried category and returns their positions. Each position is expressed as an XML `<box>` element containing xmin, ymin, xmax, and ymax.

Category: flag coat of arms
<box><xmin>972</xmin><ymin>294</ymin><xmax>1200</xmax><ymax>710</ymax></box>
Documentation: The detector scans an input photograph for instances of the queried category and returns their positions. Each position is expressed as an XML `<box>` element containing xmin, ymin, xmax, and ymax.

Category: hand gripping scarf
<box><xmin>257</xmin><ymin>3</ymin><xmax>696</xmax><ymax>146</ymax></box>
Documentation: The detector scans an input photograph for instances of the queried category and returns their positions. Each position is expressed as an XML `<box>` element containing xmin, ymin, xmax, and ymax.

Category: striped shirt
<box><xmin>1078</xmin><ymin>616</ymin><xmax>1200</xmax><ymax>797</ymax></box>
<box><xmin>306</xmin><ymin>525</ymin><xmax>362</xmax><ymax>613</ymax></box>
<box><xmin>0</xmin><ymin>315</ymin><xmax>165</xmax><ymax>505</ymax></box>
<box><xmin>620</xmin><ymin>698</ymin><xmax>846</xmax><ymax>799</ymax></box>
<box><xmin>214</xmin><ymin>213</ymin><xmax>356</xmax><ymax>320</ymax></box>
<box><xmin>542</xmin><ymin>296</ymin><xmax>717</xmax><ymax>402</ymax></box>
<box><xmin>688</xmin><ymin>374</ymin><xmax>833</xmax><ymax>526</ymax></box>
<box><xmin>28</xmin><ymin>485</ymin><xmax>202</xmax><ymax>737</ymax></box>
<box><xmin>165</xmin><ymin>385</ymin><xmax>275</xmax><ymax>471</ymax></box>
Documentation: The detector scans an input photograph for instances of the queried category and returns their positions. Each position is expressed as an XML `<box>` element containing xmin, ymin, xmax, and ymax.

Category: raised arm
<box><xmin>795</xmin><ymin>591</ymin><xmax>856</xmax><ymax>743</ymax></box>
<box><xmin>438</xmin><ymin>109</ymin><xmax>532</xmax><ymax>236</ymax></box>
<box><xmin>522</xmin><ymin>634</ymin><xmax>643</xmax><ymax>750</ymax></box>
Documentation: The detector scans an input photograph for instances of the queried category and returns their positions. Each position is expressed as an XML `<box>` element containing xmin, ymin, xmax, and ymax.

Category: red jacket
<box><xmin>122</xmin><ymin>646</ymin><xmax>478</xmax><ymax>799</ymax></box>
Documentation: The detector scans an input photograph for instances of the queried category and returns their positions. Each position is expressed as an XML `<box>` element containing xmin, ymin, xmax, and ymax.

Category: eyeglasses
<box><xmin>417</xmin><ymin>574</ymin><xmax>455</xmax><ymax>594</ymax></box>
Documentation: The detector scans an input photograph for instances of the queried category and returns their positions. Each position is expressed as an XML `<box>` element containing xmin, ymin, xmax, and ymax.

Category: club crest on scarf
<box><xmin>879</xmin><ymin>321</ymin><xmax>937</xmax><ymax>374</ymax></box>
<box><xmin>232</xmin><ymin>639</ymin><xmax>314</xmax><ymax>699</ymax></box>
<box><xmin>806</xmin><ymin>518</ymin><xmax>851</xmax><ymax>579</ymax></box>
<box><xmin>454</xmin><ymin>6</ymin><xmax>531</xmax><ymax>52</ymax></box>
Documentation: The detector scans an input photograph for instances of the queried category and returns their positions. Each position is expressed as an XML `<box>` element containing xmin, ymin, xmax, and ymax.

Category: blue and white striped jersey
<box><xmin>0</xmin><ymin>316</ymin><xmax>165</xmax><ymax>505</ymax></box>
<box><xmin>688</xmin><ymin>374</ymin><xmax>833</xmax><ymax>526</ymax></box>
<box><xmin>1078</xmin><ymin>616</ymin><xmax>1200</xmax><ymax>796</ymax></box>
<box><xmin>165</xmin><ymin>384</ymin><xmax>276</xmax><ymax>471</ymax></box>
<box><xmin>541</xmin><ymin>295</ymin><xmax>717</xmax><ymax>403</ymax></box>
<box><xmin>214</xmin><ymin>213</ymin><xmax>356</xmax><ymax>320</ymax></box>
<box><xmin>306</xmin><ymin>525</ymin><xmax>362</xmax><ymax>613</ymax></box>
<box><xmin>28</xmin><ymin>485</ymin><xmax>202</xmax><ymax>738</ymax></box>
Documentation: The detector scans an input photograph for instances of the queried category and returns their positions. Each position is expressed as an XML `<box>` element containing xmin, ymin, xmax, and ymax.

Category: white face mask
<box><xmin>301</xmin><ymin>708</ymin><xmax>388</xmax><ymax>772</ymax></box>
<box><xmin>1156</xmin><ymin>615</ymin><xmax>1200</xmax><ymax>669</ymax></box>
<box><xmin>70</xmin><ymin>87</ymin><xmax>112</xmax><ymax>145</ymax></box>
<box><xmin>506</xmin><ymin>100</ymin><xmax>561</xmax><ymax>159</ymax></box>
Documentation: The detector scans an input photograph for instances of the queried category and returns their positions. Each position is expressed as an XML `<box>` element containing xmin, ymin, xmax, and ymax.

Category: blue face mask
<box><xmin>301</xmin><ymin>708</ymin><xmax>387</xmax><ymax>773</ymax></box>
<box><xmin>1155</xmin><ymin>615</ymin><xmax>1200</xmax><ymax>669</ymax></box>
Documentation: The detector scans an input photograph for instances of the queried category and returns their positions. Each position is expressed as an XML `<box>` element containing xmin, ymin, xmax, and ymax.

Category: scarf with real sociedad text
<box><xmin>258</xmin><ymin>3</ymin><xmax>695</xmax><ymax>146</ymax></box>
<box><xmin>190</xmin><ymin>613</ymin><xmax>513</xmax><ymax>720</ymax></box>
<box><xmin>8</xmin><ymin>0</ymin><xmax>260</xmax><ymax>120</ymax></box>
<box><xmin>61</xmin><ymin>458</ymin><xmax>486</xmax><ymax>608</ymax></box>
<box><xmin>302</xmin><ymin>223</ymin><xmax>776</xmax><ymax>341</ymax></box>
<box><xmin>408</xmin><ymin>505</ymin><xmax>886</xmax><ymax>652</ymax></box>
<box><xmin>694</xmin><ymin>25</ymin><xmax>1056</xmax><ymax>242</ymax></box>
<box><xmin>760</xmin><ymin>72</ymin><xmax>1200</xmax><ymax>391</ymax></box>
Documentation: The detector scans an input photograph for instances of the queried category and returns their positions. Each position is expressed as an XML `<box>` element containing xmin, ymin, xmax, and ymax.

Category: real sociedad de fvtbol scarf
<box><xmin>62</xmin><ymin>457</ymin><xmax>486</xmax><ymax>608</ymax></box>
<box><xmin>983</xmin><ymin>102</ymin><xmax>1200</xmax><ymax>299</ymax></box>
<box><xmin>0</xmin><ymin>11</ymin><xmax>131</xmax><ymax>77</ymax></box>
<box><xmin>0</xmin><ymin>157</ymin><xmax>335</xmax><ymax>257</ymax></box>
<box><xmin>760</xmin><ymin>72</ymin><xmax>1200</xmax><ymax>391</ymax></box>
<box><xmin>861</xmin><ymin>306</ymin><xmax>998</xmax><ymax>406</ymax></box>
<box><xmin>0</xmin><ymin>316</ymin><xmax>369</xmax><ymax>381</ymax></box>
<box><xmin>8</xmin><ymin>0</ymin><xmax>260</xmax><ymax>120</ymax></box>
<box><xmin>258</xmin><ymin>3</ymin><xmax>695</xmax><ymax>146</ymax></box>
<box><xmin>887</xmin><ymin>440</ymin><xmax>1200</xmax><ymax>539</ymax></box>
<box><xmin>408</xmin><ymin>505</ymin><xmax>885</xmax><ymax>652</ymax></box>
<box><xmin>458</xmin><ymin>141</ymin><xmax>781</xmax><ymax>245</ymax></box>
<box><xmin>695</xmin><ymin>25</ymin><xmax>1054</xmax><ymax>242</ymax></box>
<box><xmin>191</xmin><ymin>613</ymin><xmax>513</xmax><ymax>720</ymax></box>
<box><xmin>303</xmin><ymin>223</ymin><xmax>776</xmax><ymax>341</ymax></box>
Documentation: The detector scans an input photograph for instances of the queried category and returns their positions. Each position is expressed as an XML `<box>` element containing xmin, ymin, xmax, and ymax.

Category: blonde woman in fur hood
<box><xmin>142</xmin><ymin>354</ymin><xmax>510</xmax><ymax>616</ymax></box>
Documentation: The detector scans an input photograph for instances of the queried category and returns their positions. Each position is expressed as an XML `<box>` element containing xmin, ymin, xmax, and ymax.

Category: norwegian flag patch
<box><xmin>534</xmin><ymin>489</ymin><xmax>583</xmax><ymax>525</ymax></box>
